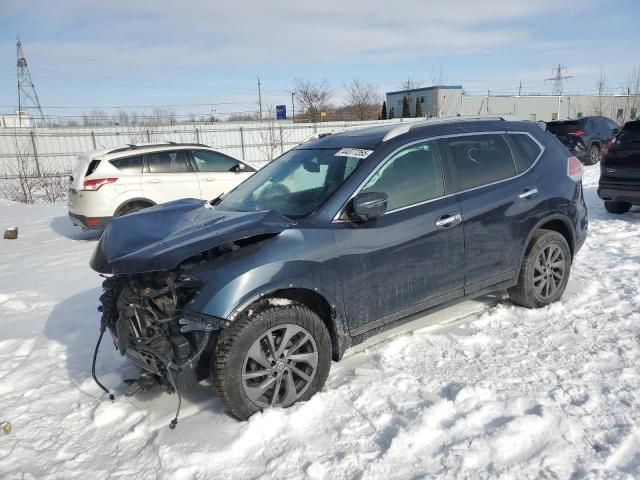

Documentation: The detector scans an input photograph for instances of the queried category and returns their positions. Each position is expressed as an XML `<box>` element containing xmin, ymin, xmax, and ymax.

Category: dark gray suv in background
<box><xmin>91</xmin><ymin>118</ymin><xmax>588</xmax><ymax>422</ymax></box>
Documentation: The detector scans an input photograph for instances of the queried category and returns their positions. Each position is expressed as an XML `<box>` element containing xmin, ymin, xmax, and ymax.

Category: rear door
<box><xmin>142</xmin><ymin>149</ymin><xmax>201</xmax><ymax>204</ymax></box>
<box><xmin>442</xmin><ymin>132</ymin><xmax>541</xmax><ymax>293</ymax></box>
<box><xmin>603</xmin><ymin>122</ymin><xmax>640</xmax><ymax>181</ymax></box>
<box><xmin>189</xmin><ymin>149</ymin><xmax>252</xmax><ymax>200</ymax></box>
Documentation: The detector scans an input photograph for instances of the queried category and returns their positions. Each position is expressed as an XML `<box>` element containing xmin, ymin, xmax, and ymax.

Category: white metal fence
<box><xmin>0</xmin><ymin>118</ymin><xmax>419</xmax><ymax>175</ymax></box>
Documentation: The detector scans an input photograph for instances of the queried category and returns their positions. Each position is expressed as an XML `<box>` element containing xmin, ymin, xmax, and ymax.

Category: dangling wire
<box><xmin>166</xmin><ymin>365</ymin><xmax>182</xmax><ymax>430</ymax></box>
<box><xmin>92</xmin><ymin>325</ymin><xmax>115</xmax><ymax>401</ymax></box>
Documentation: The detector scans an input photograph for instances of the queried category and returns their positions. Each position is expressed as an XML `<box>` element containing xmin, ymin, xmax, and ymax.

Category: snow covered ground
<box><xmin>1</xmin><ymin>165</ymin><xmax>639</xmax><ymax>479</ymax></box>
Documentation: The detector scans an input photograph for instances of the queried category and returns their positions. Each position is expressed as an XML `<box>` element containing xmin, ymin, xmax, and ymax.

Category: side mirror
<box><xmin>231</xmin><ymin>163</ymin><xmax>246</xmax><ymax>172</ymax></box>
<box><xmin>349</xmin><ymin>192</ymin><xmax>388</xmax><ymax>221</ymax></box>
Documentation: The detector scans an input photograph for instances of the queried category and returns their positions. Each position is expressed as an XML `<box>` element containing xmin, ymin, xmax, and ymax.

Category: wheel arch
<box><xmin>519</xmin><ymin>214</ymin><xmax>575</xmax><ymax>270</ymax></box>
<box><xmin>232</xmin><ymin>287</ymin><xmax>349</xmax><ymax>361</ymax></box>
<box><xmin>113</xmin><ymin>197</ymin><xmax>156</xmax><ymax>217</ymax></box>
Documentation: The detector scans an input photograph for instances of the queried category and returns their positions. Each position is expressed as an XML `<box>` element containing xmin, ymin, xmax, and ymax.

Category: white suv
<box><xmin>68</xmin><ymin>142</ymin><xmax>255</xmax><ymax>230</ymax></box>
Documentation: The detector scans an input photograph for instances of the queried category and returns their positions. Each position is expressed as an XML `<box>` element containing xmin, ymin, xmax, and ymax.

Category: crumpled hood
<box><xmin>90</xmin><ymin>198</ymin><xmax>293</xmax><ymax>274</ymax></box>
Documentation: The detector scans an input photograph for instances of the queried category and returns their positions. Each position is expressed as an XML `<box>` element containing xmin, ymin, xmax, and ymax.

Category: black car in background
<box><xmin>547</xmin><ymin>116</ymin><xmax>619</xmax><ymax>165</ymax></box>
<box><xmin>598</xmin><ymin>120</ymin><xmax>640</xmax><ymax>214</ymax></box>
<box><xmin>90</xmin><ymin>118</ymin><xmax>588</xmax><ymax>420</ymax></box>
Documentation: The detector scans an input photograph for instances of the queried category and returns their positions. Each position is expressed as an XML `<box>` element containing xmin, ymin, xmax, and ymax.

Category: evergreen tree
<box><xmin>389</xmin><ymin>107</ymin><xmax>395</xmax><ymax>119</ymax></box>
<box><xmin>415</xmin><ymin>97</ymin><xmax>423</xmax><ymax>117</ymax></box>
<box><xmin>402</xmin><ymin>96</ymin><xmax>411</xmax><ymax>118</ymax></box>
<box><xmin>380</xmin><ymin>101</ymin><xmax>387</xmax><ymax>120</ymax></box>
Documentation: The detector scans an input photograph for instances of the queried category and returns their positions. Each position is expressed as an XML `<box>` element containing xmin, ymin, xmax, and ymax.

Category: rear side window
<box><xmin>110</xmin><ymin>155</ymin><xmax>143</xmax><ymax>173</ymax></box>
<box><xmin>616</xmin><ymin>122</ymin><xmax>640</xmax><ymax>144</ymax></box>
<box><xmin>85</xmin><ymin>159</ymin><xmax>100</xmax><ymax>177</ymax></box>
<box><xmin>146</xmin><ymin>150</ymin><xmax>190</xmax><ymax>173</ymax></box>
<box><xmin>508</xmin><ymin>133</ymin><xmax>542</xmax><ymax>172</ymax></box>
<box><xmin>191</xmin><ymin>150</ymin><xmax>238</xmax><ymax>172</ymax></box>
<box><xmin>547</xmin><ymin>120</ymin><xmax>579</xmax><ymax>135</ymax></box>
<box><xmin>361</xmin><ymin>140</ymin><xmax>444</xmax><ymax>211</ymax></box>
<box><xmin>446</xmin><ymin>134</ymin><xmax>516</xmax><ymax>191</ymax></box>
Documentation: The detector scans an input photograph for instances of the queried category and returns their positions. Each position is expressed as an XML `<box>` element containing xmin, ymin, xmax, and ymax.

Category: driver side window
<box><xmin>361</xmin><ymin>141</ymin><xmax>445</xmax><ymax>211</ymax></box>
<box><xmin>192</xmin><ymin>149</ymin><xmax>238</xmax><ymax>172</ymax></box>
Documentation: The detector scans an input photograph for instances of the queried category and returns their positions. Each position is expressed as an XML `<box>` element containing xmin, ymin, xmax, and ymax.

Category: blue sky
<box><xmin>0</xmin><ymin>0</ymin><xmax>638</xmax><ymax>120</ymax></box>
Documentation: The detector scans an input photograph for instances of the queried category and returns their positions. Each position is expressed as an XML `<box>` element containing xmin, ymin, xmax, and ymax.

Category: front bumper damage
<box><xmin>93</xmin><ymin>271</ymin><xmax>227</xmax><ymax>428</ymax></box>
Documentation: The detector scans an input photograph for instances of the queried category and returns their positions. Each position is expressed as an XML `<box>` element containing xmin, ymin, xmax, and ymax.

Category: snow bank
<box><xmin>1</xmin><ymin>166</ymin><xmax>639</xmax><ymax>479</ymax></box>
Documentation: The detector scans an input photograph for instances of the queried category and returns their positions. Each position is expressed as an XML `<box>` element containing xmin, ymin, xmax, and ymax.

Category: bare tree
<box><xmin>622</xmin><ymin>65</ymin><xmax>640</xmax><ymax>123</ymax></box>
<box><xmin>592</xmin><ymin>67</ymin><xmax>607</xmax><ymax>116</ymax></box>
<box><xmin>0</xmin><ymin>132</ymin><xmax>40</xmax><ymax>203</ymax></box>
<box><xmin>256</xmin><ymin>106</ymin><xmax>290</xmax><ymax>161</ymax></box>
<box><xmin>343</xmin><ymin>78</ymin><xmax>380</xmax><ymax>120</ymax></box>
<box><xmin>293</xmin><ymin>78</ymin><xmax>332</xmax><ymax>123</ymax></box>
<box><xmin>115</xmin><ymin>110</ymin><xmax>130</xmax><ymax>126</ymax></box>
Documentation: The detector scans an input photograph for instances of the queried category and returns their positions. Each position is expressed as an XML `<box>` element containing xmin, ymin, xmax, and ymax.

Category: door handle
<box><xmin>203</xmin><ymin>177</ymin><xmax>215</xmax><ymax>182</ymax></box>
<box><xmin>145</xmin><ymin>179</ymin><xmax>161</xmax><ymax>184</ymax></box>
<box><xmin>435</xmin><ymin>213</ymin><xmax>462</xmax><ymax>228</ymax></box>
<box><xmin>518</xmin><ymin>187</ymin><xmax>538</xmax><ymax>199</ymax></box>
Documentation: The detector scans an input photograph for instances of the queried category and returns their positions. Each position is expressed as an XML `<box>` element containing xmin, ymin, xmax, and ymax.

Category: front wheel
<box><xmin>508</xmin><ymin>229</ymin><xmax>571</xmax><ymax>308</ymax></box>
<box><xmin>604</xmin><ymin>200</ymin><xmax>631</xmax><ymax>214</ymax></box>
<box><xmin>212</xmin><ymin>302</ymin><xmax>332</xmax><ymax>420</ymax></box>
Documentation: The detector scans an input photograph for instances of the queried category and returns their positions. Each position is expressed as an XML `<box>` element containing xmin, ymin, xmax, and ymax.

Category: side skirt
<box><xmin>346</xmin><ymin>278</ymin><xmax>517</xmax><ymax>351</ymax></box>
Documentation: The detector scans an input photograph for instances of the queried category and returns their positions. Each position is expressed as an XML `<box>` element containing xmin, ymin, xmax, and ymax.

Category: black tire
<box><xmin>508</xmin><ymin>229</ymin><xmax>571</xmax><ymax>309</ymax></box>
<box><xmin>116</xmin><ymin>202</ymin><xmax>151</xmax><ymax>217</ymax></box>
<box><xmin>604</xmin><ymin>200</ymin><xmax>632</xmax><ymax>214</ymax></box>
<box><xmin>213</xmin><ymin>302</ymin><xmax>332</xmax><ymax>420</ymax></box>
<box><xmin>585</xmin><ymin>144</ymin><xmax>600</xmax><ymax>165</ymax></box>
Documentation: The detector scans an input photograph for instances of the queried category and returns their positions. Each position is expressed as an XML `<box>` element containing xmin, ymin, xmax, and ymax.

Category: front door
<box><xmin>142</xmin><ymin>149</ymin><xmax>201</xmax><ymax>204</ymax></box>
<box><xmin>190</xmin><ymin>149</ymin><xmax>252</xmax><ymax>201</ymax></box>
<box><xmin>333</xmin><ymin>140</ymin><xmax>465</xmax><ymax>335</ymax></box>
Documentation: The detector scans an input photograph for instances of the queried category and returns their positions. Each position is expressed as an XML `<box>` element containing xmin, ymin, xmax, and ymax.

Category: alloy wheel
<box><xmin>242</xmin><ymin>323</ymin><xmax>318</xmax><ymax>408</ymax></box>
<box><xmin>533</xmin><ymin>244</ymin><xmax>566</xmax><ymax>300</ymax></box>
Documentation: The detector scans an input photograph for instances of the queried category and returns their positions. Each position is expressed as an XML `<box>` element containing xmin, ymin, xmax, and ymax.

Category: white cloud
<box><xmin>4</xmin><ymin>0</ymin><xmax>579</xmax><ymax>70</ymax></box>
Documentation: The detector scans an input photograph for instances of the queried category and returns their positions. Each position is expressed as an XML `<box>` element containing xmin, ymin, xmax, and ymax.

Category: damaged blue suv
<box><xmin>91</xmin><ymin>118</ymin><xmax>588</xmax><ymax>421</ymax></box>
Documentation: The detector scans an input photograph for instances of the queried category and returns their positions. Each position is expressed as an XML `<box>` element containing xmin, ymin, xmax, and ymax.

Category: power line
<box><xmin>0</xmin><ymin>101</ymin><xmax>258</xmax><ymax>110</ymax></box>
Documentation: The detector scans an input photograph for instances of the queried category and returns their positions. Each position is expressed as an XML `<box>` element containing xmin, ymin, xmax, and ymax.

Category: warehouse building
<box><xmin>386</xmin><ymin>86</ymin><xmax>638</xmax><ymax>123</ymax></box>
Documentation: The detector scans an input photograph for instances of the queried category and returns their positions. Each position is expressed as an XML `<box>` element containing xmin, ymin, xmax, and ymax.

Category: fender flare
<box><xmin>516</xmin><ymin>214</ymin><xmax>575</xmax><ymax>273</ymax></box>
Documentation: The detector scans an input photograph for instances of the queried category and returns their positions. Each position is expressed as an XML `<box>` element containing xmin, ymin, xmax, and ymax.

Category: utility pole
<box><xmin>291</xmin><ymin>92</ymin><xmax>295</xmax><ymax>122</ymax></box>
<box><xmin>16</xmin><ymin>38</ymin><xmax>45</xmax><ymax>128</ymax></box>
<box><xmin>518</xmin><ymin>81</ymin><xmax>522</xmax><ymax>96</ymax></box>
<box><xmin>545</xmin><ymin>64</ymin><xmax>573</xmax><ymax>96</ymax></box>
<box><xmin>257</xmin><ymin>76</ymin><xmax>263</xmax><ymax>122</ymax></box>
<box><xmin>487</xmin><ymin>90</ymin><xmax>490</xmax><ymax>114</ymax></box>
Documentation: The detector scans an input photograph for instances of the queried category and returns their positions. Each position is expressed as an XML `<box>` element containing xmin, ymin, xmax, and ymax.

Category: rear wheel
<box><xmin>604</xmin><ymin>200</ymin><xmax>631</xmax><ymax>214</ymax></box>
<box><xmin>115</xmin><ymin>201</ymin><xmax>152</xmax><ymax>217</ymax></box>
<box><xmin>586</xmin><ymin>144</ymin><xmax>600</xmax><ymax>165</ymax></box>
<box><xmin>213</xmin><ymin>302</ymin><xmax>332</xmax><ymax>420</ymax></box>
<box><xmin>508</xmin><ymin>229</ymin><xmax>571</xmax><ymax>308</ymax></box>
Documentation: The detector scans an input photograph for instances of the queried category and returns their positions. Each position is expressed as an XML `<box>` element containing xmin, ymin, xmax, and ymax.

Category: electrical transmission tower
<box><xmin>545</xmin><ymin>64</ymin><xmax>573</xmax><ymax>96</ymax></box>
<box><xmin>16</xmin><ymin>38</ymin><xmax>45</xmax><ymax>127</ymax></box>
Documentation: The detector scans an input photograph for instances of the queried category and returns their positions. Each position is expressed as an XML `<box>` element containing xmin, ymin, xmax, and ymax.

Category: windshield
<box><xmin>217</xmin><ymin>148</ymin><xmax>368</xmax><ymax>218</ymax></box>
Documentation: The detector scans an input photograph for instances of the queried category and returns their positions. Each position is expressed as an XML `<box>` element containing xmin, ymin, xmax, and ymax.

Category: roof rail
<box><xmin>382</xmin><ymin>116</ymin><xmax>507</xmax><ymax>142</ymax></box>
<box><xmin>106</xmin><ymin>142</ymin><xmax>210</xmax><ymax>155</ymax></box>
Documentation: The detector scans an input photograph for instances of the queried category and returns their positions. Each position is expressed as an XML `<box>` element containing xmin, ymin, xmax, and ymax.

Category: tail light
<box><xmin>568</xmin><ymin>130</ymin><xmax>585</xmax><ymax>137</ymax></box>
<box><xmin>82</xmin><ymin>178</ymin><xmax>118</xmax><ymax>191</ymax></box>
<box><xmin>567</xmin><ymin>156</ymin><xmax>583</xmax><ymax>182</ymax></box>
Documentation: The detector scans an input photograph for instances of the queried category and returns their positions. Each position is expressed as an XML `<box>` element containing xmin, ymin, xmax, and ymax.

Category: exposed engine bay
<box><xmin>95</xmin><ymin>270</ymin><xmax>225</xmax><ymax>426</ymax></box>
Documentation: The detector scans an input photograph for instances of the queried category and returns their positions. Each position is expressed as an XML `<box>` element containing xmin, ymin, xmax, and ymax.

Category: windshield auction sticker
<box><xmin>334</xmin><ymin>148</ymin><xmax>374</xmax><ymax>159</ymax></box>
